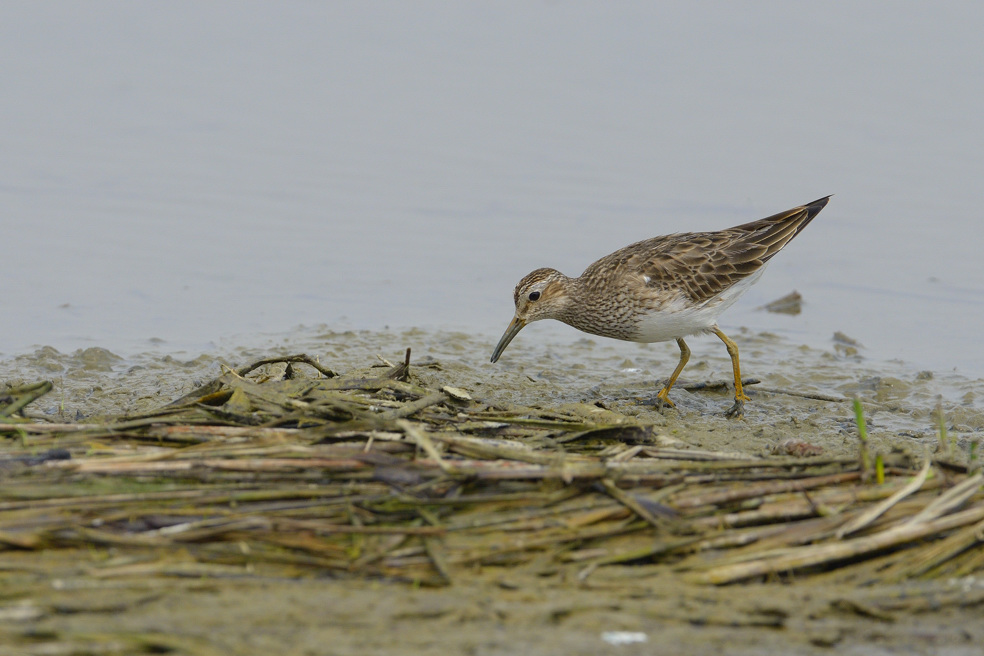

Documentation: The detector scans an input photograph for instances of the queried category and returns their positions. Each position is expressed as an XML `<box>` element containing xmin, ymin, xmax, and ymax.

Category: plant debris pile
<box><xmin>1</xmin><ymin>351</ymin><xmax>982</xmax><ymax>590</ymax></box>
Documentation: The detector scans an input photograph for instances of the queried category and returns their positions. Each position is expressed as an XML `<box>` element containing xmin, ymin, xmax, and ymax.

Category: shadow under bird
<box><xmin>490</xmin><ymin>196</ymin><xmax>831</xmax><ymax>418</ymax></box>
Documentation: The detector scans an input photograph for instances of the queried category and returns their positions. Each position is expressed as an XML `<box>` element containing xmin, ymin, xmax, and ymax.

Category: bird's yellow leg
<box><xmin>712</xmin><ymin>327</ymin><xmax>750</xmax><ymax>418</ymax></box>
<box><xmin>655</xmin><ymin>338</ymin><xmax>690</xmax><ymax>410</ymax></box>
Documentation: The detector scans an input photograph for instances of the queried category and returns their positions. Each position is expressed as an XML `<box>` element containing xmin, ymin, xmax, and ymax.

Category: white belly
<box><xmin>630</xmin><ymin>266</ymin><xmax>767</xmax><ymax>343</ymax></box>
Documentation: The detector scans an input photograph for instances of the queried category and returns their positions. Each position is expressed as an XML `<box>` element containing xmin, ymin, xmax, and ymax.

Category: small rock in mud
<box><xmin>757</xmin><ymin>290</ymin><xmax>802</xmax><ymax>315</ymax></box>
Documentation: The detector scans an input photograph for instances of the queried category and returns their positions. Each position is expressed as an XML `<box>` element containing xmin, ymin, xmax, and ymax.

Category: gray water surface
<box><xmin>2</xmin><ymin>2</ymin><xmax>983</xmax><ymax>375</ymax></box>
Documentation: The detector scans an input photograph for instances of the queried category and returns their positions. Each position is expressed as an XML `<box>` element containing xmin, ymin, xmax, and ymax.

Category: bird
<box><xmin>490</xmin><ymin>196</ymin><xmax>831</xmax><ymax>418</ymax></box>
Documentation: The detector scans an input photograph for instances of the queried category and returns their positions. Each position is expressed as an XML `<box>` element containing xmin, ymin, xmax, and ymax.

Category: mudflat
<box><xmin>0</xmin><ymin>328</ymin><xmax>981</xmax><ymax>655</ymax></box>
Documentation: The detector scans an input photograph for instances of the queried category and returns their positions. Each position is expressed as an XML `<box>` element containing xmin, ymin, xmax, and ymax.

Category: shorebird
<box><xmin>490</xmin><ymin>196</ymin><xmax>831</xmax><ymax>417</ymax></box>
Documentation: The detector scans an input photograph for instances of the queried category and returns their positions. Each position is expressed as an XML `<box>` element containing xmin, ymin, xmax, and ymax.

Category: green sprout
<box><xmin>853</xmin><ymin>398</ymin><xmax>873</xmax><ymax>481</ymax></box>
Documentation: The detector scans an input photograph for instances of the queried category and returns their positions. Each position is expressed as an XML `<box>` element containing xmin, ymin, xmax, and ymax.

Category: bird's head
<box><xmin>490</xmin><ymin>268</ymin><xmax>572</xmax><ymax>362</ymax></box>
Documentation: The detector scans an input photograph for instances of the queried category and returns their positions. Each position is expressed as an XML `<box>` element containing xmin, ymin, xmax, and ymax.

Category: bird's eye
<box><xmin>528</xmin><ymin>291</ymin><xmax>541</xmax><ymax>301</ymax></box>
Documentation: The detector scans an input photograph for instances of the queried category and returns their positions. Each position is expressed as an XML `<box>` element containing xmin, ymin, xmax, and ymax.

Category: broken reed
<box><xmin>0</xmin><ymin>353</ymin><xmax>981</xmax><ymax>589</ymax></box>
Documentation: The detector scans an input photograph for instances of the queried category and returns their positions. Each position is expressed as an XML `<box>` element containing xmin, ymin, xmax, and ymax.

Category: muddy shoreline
<box><xmin>1</xmin><ymin>327</ymin><xmax>982</xmax><ymax>655</ymax></box>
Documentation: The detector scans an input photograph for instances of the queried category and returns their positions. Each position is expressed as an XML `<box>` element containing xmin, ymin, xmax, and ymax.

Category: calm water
<box><xmin>2</xmin><ymin>2</ymin><xmax>983</xmax><ymax>375</ymax></box>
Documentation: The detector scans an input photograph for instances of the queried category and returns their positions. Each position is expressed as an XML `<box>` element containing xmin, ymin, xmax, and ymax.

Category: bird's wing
<box><xmin>583</xmin><ymin>197</ymin><xmax>830</xmax><ymax>306</ymax></box>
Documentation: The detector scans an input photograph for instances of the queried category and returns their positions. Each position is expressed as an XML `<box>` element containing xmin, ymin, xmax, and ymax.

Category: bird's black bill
<box><xmin>490</xmin><ymin>317</ymin><xmax>526</xmax><ymax>363</ymax></box>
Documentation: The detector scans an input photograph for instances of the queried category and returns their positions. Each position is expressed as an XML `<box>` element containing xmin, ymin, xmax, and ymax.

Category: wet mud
<box><xmin>1</xmin><ymin>326</ymin><xmax>982</xmax><ymax>655</ymax></box>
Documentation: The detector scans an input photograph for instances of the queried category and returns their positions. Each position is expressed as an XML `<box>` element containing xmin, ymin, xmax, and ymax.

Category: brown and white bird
<box><xmin>491</xmin><ymin>196</ymin><xmax>831</xmax><ymax>417</ymax></box>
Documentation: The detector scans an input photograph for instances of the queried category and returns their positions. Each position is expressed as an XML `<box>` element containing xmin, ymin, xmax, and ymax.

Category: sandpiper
<box><xmin>491</xmin><ymin>196</ymin><xmax>831</xmax><ymax>417</ymax></box>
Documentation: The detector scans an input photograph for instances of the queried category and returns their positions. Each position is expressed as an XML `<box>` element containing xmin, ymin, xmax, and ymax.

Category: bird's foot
<box><xmin>652</xmin><ymin>387</ymin><xmax>676</xmax><ymax>413</ymax></box>
<box><xmin>724</xmin><ymin>393</ymin><xmax>751</xmax><ymax>419</ymax></box>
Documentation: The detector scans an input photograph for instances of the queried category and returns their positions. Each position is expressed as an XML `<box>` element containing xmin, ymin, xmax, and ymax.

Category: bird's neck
<box><xmin>556</xmin><ymin>276</ymin><xmax>636</xmax><ymax>340</ymax></box>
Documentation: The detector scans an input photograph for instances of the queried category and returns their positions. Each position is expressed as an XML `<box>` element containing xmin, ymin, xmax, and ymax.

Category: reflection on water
<box><xmin>1</xmin><ymin>3</ymin><xmax>983</xmax><ymax>376</ymax></box>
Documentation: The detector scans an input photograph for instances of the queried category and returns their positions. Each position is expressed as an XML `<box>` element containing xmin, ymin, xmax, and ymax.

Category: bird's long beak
<box><xmin>491</xmin><ymin>316</ymin><xmax>526</xmax><ymax>363</ymax></box>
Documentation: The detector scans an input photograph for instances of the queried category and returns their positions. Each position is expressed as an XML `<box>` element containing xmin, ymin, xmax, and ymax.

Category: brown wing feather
<box><xmin>580</xmin><ymin>196</ymin><xmax>830</xmax><ymax>305</ymax></box>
